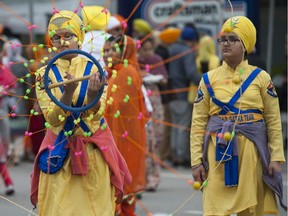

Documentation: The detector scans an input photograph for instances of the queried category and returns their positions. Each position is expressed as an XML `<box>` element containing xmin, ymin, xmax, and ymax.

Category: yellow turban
<box><xmin>198</xmin><ymin>35</ymin><xmax>216</xmax><ymax>62</ymax></box>
<box><xmin>133</xmin><ymin>19</ymin><xmax>152</xmax><ymax>35</ymax></box>
<box><xmin>158</xmin><ymin>28</ymin><xmax>181</xmax><ymax>44</ymax></box>
<box><xmin>81</xmin><ymin>6</ymin><xmax>110</xmax><ymax>30</ymax></box>
<box><xmin>221</xmin><ymin>16</ymin><xmax>256</xmax><ymax>54</ymax></box>
<box><xmin>48</xmin><ymin>10</ymin><xmax>84</xmax><ymax>42</ymax></box>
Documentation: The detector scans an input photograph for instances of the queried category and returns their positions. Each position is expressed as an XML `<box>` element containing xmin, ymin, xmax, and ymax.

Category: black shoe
<box><xmin>5</xmin><ymin>185</ymin><xmax>15</xmax><ymax>195</ymax></box>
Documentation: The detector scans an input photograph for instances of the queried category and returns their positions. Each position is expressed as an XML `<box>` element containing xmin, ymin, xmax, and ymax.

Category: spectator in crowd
<box><xmin>137</xmin><ymin>35</ymin><xmax>168</xmax><ymax>191</ymax></box>
<box><xmin>131</xmin><ymin>19</ymin><xmax>152</xmax><ymax>39</ymax></box>
<box><xmin>196</xmin><ymin>35</ymin><xmax>220</xmax><ymax>74</ymax></box>
<box><xmin>189</xmin><ymin>35</ymin><xmax>221</xmax><ymax>103</ymax></box>
<box><xmin>81</xmin><ymin>5</ymin><xmax>111</xmax><ymax>67</ymax></box>
<box><xmin>0</xmin><ymin>39</ymin><xmax>17</xmax><ymax>195</ymax></box>
<box><xmin>153</xmin><ymin>29</ymin><xmax>177</xmax><ymax>164</ymax></box>
<box><xmin>104</xmin><ymin>35</ymin><xmax>147</xmax><ymax>216</ymax></box>
<box><xmin>107</xmin><ymin>16</ymin><xmax>123</xmax><ymax>37</ymax></box>
<box><xmin>162</xmin><ymin>25</ymin><xmax>201</xmax><ymax>167</ymax></box>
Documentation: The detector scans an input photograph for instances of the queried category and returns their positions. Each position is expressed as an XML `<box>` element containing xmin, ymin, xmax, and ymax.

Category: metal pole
<box><xmin>29</xmin><ymin>0</ymin><xmax>35</xmax><ymax>41</ymax></box>
<box><xmin>266</xmin><ymin>0</ymin><xmax>275</xmax><ymax>74</ymax></box>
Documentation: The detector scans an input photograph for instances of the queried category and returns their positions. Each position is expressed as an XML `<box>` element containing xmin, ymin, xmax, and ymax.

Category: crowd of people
<box><xmin>0</xmin><ymin>4</ymin><xmax>286</xmax><ymax>216</ymax></box>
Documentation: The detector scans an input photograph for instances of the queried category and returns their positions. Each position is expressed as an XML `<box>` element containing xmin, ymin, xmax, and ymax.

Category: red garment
<box><xmin>30</xmin><ymin>123</ymin><xmax>132</xmax><ymax>206</ymax></box>
<box><xmin>29</xmin><ymin>115</ymin><xmax>45</xmax><ymax>156</ymax></box>
<box><xmin>0</xmin><ymin>65</ymin><xmax>17</xmax><ymax>104</ymax></box>
<box><xmin>0</xmin><ymin>65</ymin><xmax>17</xmax><ymax>87</ymax></box>
<box><xmin>0</xmin><ymin>163</ymin><xmax>13</xmax><ymax>186</ymax></box>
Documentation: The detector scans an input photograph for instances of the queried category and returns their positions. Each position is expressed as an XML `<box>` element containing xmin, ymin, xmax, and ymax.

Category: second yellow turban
<box><xmin>221</xmin><ymin>16</ymin><xmax>256</xmax><ymax>54</ymax></box>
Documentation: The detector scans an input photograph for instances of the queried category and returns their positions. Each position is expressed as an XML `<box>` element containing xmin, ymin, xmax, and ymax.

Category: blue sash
<box><xmin>216</xmin><ymin>130</ymin><xmax>239</xmax><ymax>186</ymax></box>
<box><xmin>38</xmin><ymin>61</ymin><xmax>93</xmax><ymax>174</ymax></box>
<box><xmin>203</xmin><ymin>68</ymin><xmax>262</xmax><ymax>115</ymax></box>
<box><xmin>203</xmin><ymin>68</ymin><xmax>262</xmax><ymax>186</ymax></box>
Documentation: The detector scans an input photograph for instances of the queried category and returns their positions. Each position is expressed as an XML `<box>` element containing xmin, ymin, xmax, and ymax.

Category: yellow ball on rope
<box><xmin>223</xmin><ymin>132</ymin><xmax>232</xmax><ymax>141</ymax></box>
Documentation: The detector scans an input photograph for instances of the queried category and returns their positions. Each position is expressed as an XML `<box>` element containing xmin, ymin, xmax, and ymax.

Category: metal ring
<box><xmin>44</xmin><ymin>49</ymin><xmax>104</xmax><ymax>113</ymax></box>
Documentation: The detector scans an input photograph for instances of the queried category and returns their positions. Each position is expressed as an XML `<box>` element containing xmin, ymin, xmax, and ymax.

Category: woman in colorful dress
<box><xmin>104</xmin><ymin>35</ymin><xmax>147</xmax><ymax>216</ymax></box>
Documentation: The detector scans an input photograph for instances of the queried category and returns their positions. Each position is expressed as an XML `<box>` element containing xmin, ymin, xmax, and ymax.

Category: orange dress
<box><xmin>105</xmin><ymin>63</ymin><xmax>146</xmax><ymax>195</ymax></box>
<box><xmin>105</xmin><ymin>36</ymin><xmax>147</xmax><ymax>196</ymax></box>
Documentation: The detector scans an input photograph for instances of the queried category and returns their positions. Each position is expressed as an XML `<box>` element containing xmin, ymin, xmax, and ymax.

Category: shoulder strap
<box><xmin>203</xmin><ymin>73</ymin><xmax>238</xmax><ymax>113</ymax></box>
<box><xmin>51</xmin><ymin>64</ymin><xmax>64</xmax><ymax>93</ymax></box>
<box><xmin>75</xmin><ymin>61</ymin><xmax>93</xmax><ymax>107</ymax></box>
<box><xmin>219</xmin><ymin>68</ymin><xmax>262</xmax><ymax>115</ymax></box>
<box><xmin>203</xmin><ymin>70</ymin><xmax>262</xmax><ymax>115</ymax></box>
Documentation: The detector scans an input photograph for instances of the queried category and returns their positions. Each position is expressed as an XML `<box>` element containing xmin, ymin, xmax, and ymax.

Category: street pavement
<box><xmin>0</xmin><ymin>160</ymin><xmax>287</xmax><ymax>216</ymax></box>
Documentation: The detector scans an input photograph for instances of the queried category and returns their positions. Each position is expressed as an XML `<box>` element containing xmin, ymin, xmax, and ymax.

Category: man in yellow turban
<box><xmin>191</xmin><ymin>15</ymin><xmax>286</xmax><ymax>215</ymax></box>
<box><xmin>132</xmin><ymin>19</ymin><xmax>152</xmax><ymax>38</ymax></box>
<box><xmin>158</xmin><ymin>27</ymin><xmax>181</xmax><ymax>45</ymax></box>
<box><xmin>81</xmin><ymin>5</ymin><xmax>111</xmax><ymax>67</ymax></box>
<box><xmin>221</xmin><ymin>16</ymin><xmax>256</xmax><ymax>54</ymax></box>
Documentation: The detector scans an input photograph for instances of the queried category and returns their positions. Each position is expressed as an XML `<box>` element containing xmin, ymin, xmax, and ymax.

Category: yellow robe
<box><xmin>36</xmin><ymin>56</ymin><xmax>115</xmax><ymax>216</ymax></box>
<box><xmin>190</xmin><ymin>61</ymin><xmax>285</xmax><ymax>215</ymax></box>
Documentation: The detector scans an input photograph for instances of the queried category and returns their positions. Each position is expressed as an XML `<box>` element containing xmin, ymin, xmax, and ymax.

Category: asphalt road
<box><xmin>0</xmin><ymin>160</ymin><xmax>287</xmax><ymax>216</ymax></box>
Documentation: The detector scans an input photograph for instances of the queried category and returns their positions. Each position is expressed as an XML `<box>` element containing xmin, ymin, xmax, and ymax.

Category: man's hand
<box><xmin>87</xmin><ymin>73</ymin><xmax>107</xmax><ymax>99</ymax></box>
<box><xmin>60</xmin><ymin>72</ymin><xmax>78</xmax><ymax>106</ymax></box>
<box><xmin>268</xmin><ymin>161</ymin><xmax>282</xmax><ymax>176</ymax></box>
<box><xmin>63</xmin><ymin>71</ymin><xmax>78</xmax><ymax>93</ymax></box>
<box><xmin>192</xmin><ymin>164</ymin><xmax>206</xmax><ymax>183</ymax></box>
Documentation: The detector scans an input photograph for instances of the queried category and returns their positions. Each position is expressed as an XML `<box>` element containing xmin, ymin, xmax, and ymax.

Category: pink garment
<box><xmin>0</xmin><ymin>65</ymin><xmax>17</xmax><ymax>87</ymax></box>
<box><xmin>30</xmin><ymin>123</ymin><xmax>132</xmax><ymax>206</ymax></box>
<box><xmin>0</xmin><ymin>65</ymin><xmax>16</xmax><ymax>161</ymax></box>
<box><xmin>0</xmin><ymin>65</ymin><xmax>17</xmax><ymax>106</ymax></box>
<box><xmin>0</xmin><ymin>163</ymin><xmax>13</xmax><ymax>186</ymax></box>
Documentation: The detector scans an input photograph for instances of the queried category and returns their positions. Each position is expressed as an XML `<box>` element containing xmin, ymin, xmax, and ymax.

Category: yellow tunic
<box><xmin>190</xmin><ymin>61</ymin><xmax>285</xmax><ymax>215</ymax></box>
<box><xmin>36</xmin><ymin>56</ymin><xmax>115</xmax><ymax>215</ymax></box>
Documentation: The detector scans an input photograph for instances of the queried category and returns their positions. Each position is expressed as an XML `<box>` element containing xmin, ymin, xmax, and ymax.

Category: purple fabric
<box><xmin>138</xmin><ymin>54</ymin><xmax>168</xmax><ymax>78</ymax></box>
<box><xmin>202</xmin><ymin>115</ymin><xmax>287</xmax><ymax>211</ymax></box>
<box><xmin>217</xmin><ymin>121</ymin><xmax>239</xmax><ymax>155</ymax></box>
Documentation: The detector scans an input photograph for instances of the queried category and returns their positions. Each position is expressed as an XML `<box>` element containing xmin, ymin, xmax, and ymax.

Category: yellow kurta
<box><xmin>36</xmin><ymin>56</ymin><xmax>115</xmax><ymax>215</ymax></box>
<box><xmin>190</xmin><ymin>61</ymin><xmax>285</xmax><ymax>215</ymax></box>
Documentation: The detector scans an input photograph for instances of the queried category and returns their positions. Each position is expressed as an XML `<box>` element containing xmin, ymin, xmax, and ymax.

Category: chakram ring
<box><xmin>44</xmin><ymin>49</ymin><xmax>105</xmax><ymax>113</ymax></box>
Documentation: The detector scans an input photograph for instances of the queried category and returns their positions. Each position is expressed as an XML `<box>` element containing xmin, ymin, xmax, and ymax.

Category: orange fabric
<box><xmin>44</xmin><ymin>33</ymin><xmax>52</xmax><ymax>48</ymax></box>
<box><xmin>105</xmin><ymin>35</ymin><xmax>146</xmax><ymax>195</ymax></box>
<box><xmin>116</xmin><ymin>197</ymin><xmax>137</xmax><ymax>216</ymax></box>
<box><xmin>121</xmin><ymin>36</ymin><xmax>141</xmax><ymax>73</ymax></box>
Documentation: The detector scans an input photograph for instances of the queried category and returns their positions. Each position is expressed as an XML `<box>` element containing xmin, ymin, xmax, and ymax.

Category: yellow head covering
<box><xmin>133</xmin><ymin>19</ymin><xmax>152</xmax><ymax>35</ymax></box>
<box><xmin>198</xmin><ymin>35</ymin><xmax>216</xmax><ymax>62</ymax></box>
<box><xmin>48</xmin><ymin>10</ymin><xmax>84</xmax><ymax>42</ymax></box>
<box><xmin>158</xmin><ymin>28</ymin><xmax>181</xmax><ymax>44</ymax></box>
<box><xmin>81</xmin><ymin>6</ymin><xmax>110</xmax><ymax>30</ymax></box>
<box><xmin>221</xmin><ymin>16</ymin><xmax>256</xmax><ymax>54</ymax></box>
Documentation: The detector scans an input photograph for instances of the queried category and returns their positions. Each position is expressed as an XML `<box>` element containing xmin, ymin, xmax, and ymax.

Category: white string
<box><xmin>27</xmin><ymin>207</ymin><xmax>37</xmax><ymax>216</ymax></box>
<box><xmin>227</xmin><ymin>0</ymin><xmax>234</xmax><ymax>19</ymax></box>
<box><xmin>0</xmin><ymin>195</ymin><xmax>38</xmax><ymax>216</ymax></box>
